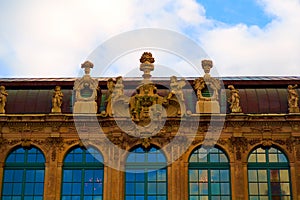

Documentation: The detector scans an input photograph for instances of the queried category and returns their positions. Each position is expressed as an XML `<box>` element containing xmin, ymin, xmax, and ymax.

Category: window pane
<box><xmin>190</xmin><ymin>183</ymin><xmax>199</xmax><ymax>195</ymax></box>
<box><xmin>248</xmin><ymin>170</ymin><xmax>257</xmax><ymax>182</ymax></box>
<box><xmin>279</xmin><ymin>170</ymin><xmax>289</xmax><ymax>182</ymax></box>
<box><xmin>62</xmin><ymin>147</ymin><xmax>104</xmax><ymax>199</ymax></box>
<box><xmin>248</xmin><ymin>147</ymin><xmax>291</xmax><ymax>199</ymax></box>
<box><xmin>3</xmin><ymin>147</ymin><xmax>45</xmax><ymax>199</ymax></box>
<box><xmin>257</xmin><ymin>154</ymin><xmax>266</xmax><ymax>162</ymax></box>
<box><xmin>258</xmin><ymin>183</ymin><xmax>268</xmax><ymax>195</ymax></box>
<box><xmin>189</xmin><ymin>147</ymin><xmax>230</xmax><ymax>199</ymax></box>
<box><xmin>125</xmin><ymin>146</ymin><xmax>167</xmax><ymax>199</ymax></box>
<box><xmin>257</xmin><ymin>170</ymin><xmax>267</xmax><ymax>182</ymax></box>
<box><xmin>249</xmin><ymin>183</ymin><xmax>258</xmax><ymax>195</ymax></box>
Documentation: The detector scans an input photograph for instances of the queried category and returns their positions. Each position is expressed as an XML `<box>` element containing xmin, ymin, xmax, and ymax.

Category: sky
<box><xmin>0</xmin><ymin>0</ymin><xmax>300</xmax><ymax>78</ymax></box>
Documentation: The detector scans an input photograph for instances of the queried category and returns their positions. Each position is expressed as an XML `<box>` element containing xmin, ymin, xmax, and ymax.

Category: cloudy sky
<box><xmin>0</xmin><ymin>0</ymin><xmax>300</xmax><ymax>78</ymax></box>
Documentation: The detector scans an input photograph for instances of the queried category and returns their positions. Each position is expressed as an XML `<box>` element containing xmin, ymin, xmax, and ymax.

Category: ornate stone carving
<box><xmin>0</xmin><ymin>85</ymin><xmax>8</xmax><ymax>114</ymax></box>
<box><xmin>51</xmin><ymin>86</ymin><xmax>63</xmax><ymax>113</ymax></box>
<box><xmin>194</xmin><ymin>60</ymin><xmax>221</xmax><ymax>113</ymax></box>
<box><xmin>140</xmin><ymin>52</ymin><xmax>155</xmax><ymax>83</ymax></box>
<box><xmin>73</xmin><ymin>61</ymin><xmax>98</xmax><ymax>113</ymax></box>
<box><xmin>250</xmin><ymin>122</ymin><xmax>282</xmax><ymax>134</ymax></box>
<box><xmin>128</xmin><ymin>53</ymin><xmax>165</xmax><ymax>125</ymax></box>
<box><xmin>229</xmin><ymin>137</ymin><xmax>248</xmax><ymax>160</ymax></box>
<box><xmin>288</xmin><ymin>84</ymin><xmax>299</xmax><ymax>113</ymax></box>
<box><xmin>228</xmin><ymin>85</ymin><xmax>242</xmax><ymax>113</ymax></box>
<box><xmin>165</xmin><ymin>76</ymin><xmax>187</xmax><ymax>116</ymax></box>
<box><xmin>21</xmin><ymin>139</ymin><xmax>32</xmax><ymax>148</ymax></box>
<box><xmin>273</xmin><ymin>137</ymin><xmax>299</xmax><ymax>153</ymax></box>
<box><xmin>104</xmin><ymin>78</ymin><xmax>115</xmax><ymax>117</ymax></box>
<box><xmin>296</xmin><ymin>148</ymin><xmax>300</xmax><ymax>161</ymax></box>
<box><xmin>141</xmin><ymin>137</ymin><xmax>151</xmax><ymax>149</ymax></box>
<box><xmin>261</xmin><ymin>138</ymin><xmax>273</xmax><ymax>148</ymax></box>
<box><xmin>110</xmin><ymin>76</ymin><xmax>130</xmax><ymax>117</ymax></box>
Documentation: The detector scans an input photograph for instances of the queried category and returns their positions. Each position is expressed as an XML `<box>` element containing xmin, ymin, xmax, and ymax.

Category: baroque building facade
<box><xmin>0</xmin><ymin>53</ymin><xmax>300</xmax><ymax>200</ymax></box>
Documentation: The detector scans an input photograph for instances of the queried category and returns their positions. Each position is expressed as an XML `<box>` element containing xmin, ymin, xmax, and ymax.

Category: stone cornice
<box><xmin>0</xmin><ymin>113</ymin><xmax>299</xmax><ymax>130</ymax></box>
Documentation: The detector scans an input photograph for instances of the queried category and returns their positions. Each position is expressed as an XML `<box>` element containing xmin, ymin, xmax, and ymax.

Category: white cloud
<box><xmin>200</xmin><ymin>0</ymin><xmax>300</xmax><ymax>76</ymax></box>
<box><xmin>0</xmin><ymin>0</ymin><xmax>299</xmax><ymax>77</ymax></box>
<box><xmin>0</xmin><ymin>0</ymin><xmax>136</xmax><ymax>77</ymax></box>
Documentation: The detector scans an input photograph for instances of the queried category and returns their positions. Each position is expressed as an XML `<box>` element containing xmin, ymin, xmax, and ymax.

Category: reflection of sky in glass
<box><xmin>189</xmin><ymin>147</ymin><xmax>230</xmax><ymax>199</ymax></box>
<box><xmin>62</xmin><ymin>147</ymin><xmax>104</xmax><ymax>199</ymax></box>
<box><xmin>248</xmin><ymin>147</ymin><xmax>291</xmax><ymax>199</ymax></box>
<box><xmin>3</xmin><ymin>147</ymin><xmax>45</xmax><ymax>199</ymax></box>
<box><xmin>125</xmin><ymin>146</ymin><xmax>167</xmax><ymax>199</ymax></box>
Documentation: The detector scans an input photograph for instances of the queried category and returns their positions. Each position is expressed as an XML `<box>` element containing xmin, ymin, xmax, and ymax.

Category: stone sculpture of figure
<box><xmin>202</xmin><ymin>59</ymin><xmax>213</xmax><ymax>81</ymax></box>
<box><xmin>73</xmin><ymin>61</ymin><xmax>98</xmax><ymax>113</ymax></box>
<box><xmin>51</xmin><ymin>86</ymin><xmax>63</xmax><ymax>113</ymax></box>
<box><xmin>105</xmin><ymin>78</ymin><xmax>115</xmax><ymax>117</ymax></box>
<box><xmin>0</xmin><ymin>85</ymin><xmax>8</xmax><ymax>114</ymax></box>
<box><xmin>112</xmin><ymin>76</ymin><xmax>124</xmax><ymax>100</ymax></box>
<box><xmin>193</xmin><ymin>59</ymin><xmax>221</xmax><ymax>113</ymax></box>
<box><xmin>288</xmin><ymin>84</ymin><xmax>299</xmax><ymax>113</ymax></box>
<box><xmin>167</xmin><ymin>76</ymin><xmax>186</xmax><ymax>102</ymax></box>
<box><xmin>228</xmin><ymin>85</ymin><xmax>242</xmax><ymax>113</ymax></box>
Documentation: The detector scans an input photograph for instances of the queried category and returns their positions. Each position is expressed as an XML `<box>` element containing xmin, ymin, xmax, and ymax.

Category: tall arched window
<box><xmin>61</xmin><ymin>147</ymin><xmax>104</xmax><ymax>200</ymax></box>
<box><xmin>2</xmin><ymin>147</ymin><xmax>45</xmax><ymax>199</ymax></box>
<box><xmin>248</xmin><ymin>146</ymin><xmax>291</xmax><ymax>199</ymax></box>
<box><xmin>189</xmin><ymin>146</ymin><xmax>231</xmax><ymax>200</ymax></box>
<box><xmin>125</xmin><ymin>146</ymin><xmax>167</xmax><ymax>200</ymax></box>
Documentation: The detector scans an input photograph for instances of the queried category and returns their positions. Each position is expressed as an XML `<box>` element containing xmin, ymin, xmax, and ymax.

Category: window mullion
<box><xmin>145</xmin><ymin>170</ymin><xmax>148</xmax><ymax>199</ymax></box>
<box><xmin>22</xmin><ymin>169</ymin><xmax>26</xmax><ymax>200</ymax></box>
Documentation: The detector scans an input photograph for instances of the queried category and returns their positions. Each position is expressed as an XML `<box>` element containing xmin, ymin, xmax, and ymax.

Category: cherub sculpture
<box><xmin>167</xmin><ymin>76</ymin><xmax>186</xmax><ymax>102</ymax></box>
<box><xmin>105</xmin><ymin>78</ymin><xmax>115</xmax><ymax>117</ymax></box>
<box><xmin>112</xmin><ymin>76</ymin><xmax>124</xmax><ymax>100</ymax></box>
<box><xmin>0</xmin><ymin>85</ymin><xmax>8</xmax><ymax>114</ymax></box>
<box><xmin>51</xmin><ymin>86</ymin><xmax>63</xmax><ymax>113</ymax></box>
<box><xmin>288</xmin><ymin>84</ymin><xmax>299</xmax><ymax>113</ymax></box>
<box><xmin>228</xmin><ymin>85</ymin><xmax>242</xmax><ymax>113</ymax></box>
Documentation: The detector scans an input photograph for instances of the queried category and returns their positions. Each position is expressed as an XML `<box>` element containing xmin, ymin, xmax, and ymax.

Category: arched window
<box><xmin>2</xmin><ymin>147</ymin><xmax>45</xmax><ymax>199</ymax></box>
<box><xmin>61</xmin><ymin>147</ymin><xmax>104</xmax><ymax>200</ymax></box>
<box><xmin>125</xmin><ymin>146</ymin><xmax>167</xmax><ymax>200</ymax></box>
<box><xmin>248</xmin><ymin>147</ymin><xmax>291</xmax><ymax>199</ymax></box>
<box><xmin>189</xmin><ymin>146</ymin><xmax>231</xmax><ymax>200</ymax></box>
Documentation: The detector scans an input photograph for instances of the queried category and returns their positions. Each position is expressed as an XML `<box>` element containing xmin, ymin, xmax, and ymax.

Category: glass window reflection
<box><xmin>125</xmin><ymin>146</ymin><xmax>167</xmax><ymax>200</ymax></box>
<box><xmin>61</xmin><ymin>147</ymin><xmax>104</xmax><ymax>200</ymax></box>
<box><xmin>2</xmin><ymin>147</ymin><xmax>45</xmax><ymax>199</ymax></box>
<box><xmin>248</xmin><ymin>147</ymin><xmax>291</xmax><ymax>199</ymax></box>
<box><xmin>188</xmin><ymin>146</ymin><xmax>231</xmax><ymax>199</ymax></box>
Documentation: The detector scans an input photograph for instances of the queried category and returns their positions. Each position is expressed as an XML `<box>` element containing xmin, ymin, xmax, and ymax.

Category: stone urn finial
<box><xmin>140</xmin><ymin>52</ymin><xmax>155</xmax><ymax>83</ymax></box>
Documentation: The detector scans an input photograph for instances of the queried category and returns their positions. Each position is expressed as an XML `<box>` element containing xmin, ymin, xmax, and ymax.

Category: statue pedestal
<box><xmin>196</xmin><ymin>100</ymin><xmax>220</xmax><ymax>113</ymax></box>
<box><xmin>73</xmin><ymin>101</ymin><xmax>97</xmax><ymax>114</ymax></box>
<box><xmin>289</xmin><ymin>107</ymin><xmax>300</xmax><ymax>113</ymax></box>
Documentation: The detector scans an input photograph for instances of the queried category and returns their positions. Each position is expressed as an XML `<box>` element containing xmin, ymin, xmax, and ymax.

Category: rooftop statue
<box><xmin>104</xmin><ymin>76</ymin><xmax>129</xmax><ymax>117</ymax></box>
<box><xmin>166</xmin><ymin>76</ymin><xmax>187</xmax><ymax>116</ymax></box>
<box><xmin>51</xmin><ymin>86</ymin><xmax>63</xmax><ymax>113</ymax></box>
<box><xmin>288</xmin><ymin>84</ymin><xmax>299</xmax><ymax>113</ymax></box>
<box><xmin>0</xmin><ymin>85</ymin><xmax>8</xmax><ymax>114</ymax></box>
<box><xmin>73</xmin><ymin>61</ymin><xmax>98</xmax><ymax>113</ymax></box>
<box><xmin>194</xmin><ymin>59</ymin><xmax>221</xmax><ymax>113</ymax></box>
<box><xmin>228</xmin><ymin>85</ymin><xmax>242</xmax><ymax>113</ymax></box>
<box><xmin>139</xmin><ymin>52</ymin><xmax>155</xmax><ymax>64</ymax></box>
<box><xmin>140</xmin><ymin>52</ymin><xmax>155</xmax><ymax>83</ymax></box>
<box><xmin>104</xmin><ymin>78</ymin><xmax>115</xmax><ymax>117</ymax></box>
<box><xmin>130</xmin><ymin>52</ymin><xmax>164</xmax><ymax>123</ymax></box>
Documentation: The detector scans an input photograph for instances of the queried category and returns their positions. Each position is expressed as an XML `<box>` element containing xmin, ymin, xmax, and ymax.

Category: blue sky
<box><xmin>197</xmin><ymin>0</ymin><xmax>272</xmax><ymax>27</ymax></box>
<box><xmin>0</xmin><ymin>0</ymin><xmax>299</xmax><ymax>78</ymax></box>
